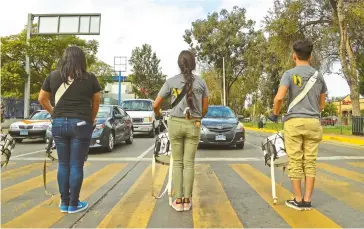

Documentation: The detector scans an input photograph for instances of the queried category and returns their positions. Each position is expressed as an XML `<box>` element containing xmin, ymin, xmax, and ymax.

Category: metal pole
<box><xmin>118</xmin><ymin>71</ymin><xmax>121</xmax><ymax>105</ymax></box>
<box><xmin>24</xmin><ymin>13</ymin><xmax>32</xmax><ymax>118</ymax></box>
<box><xmin>223</xmin><ymin>57</ymin><xmax>226</xmax><ymax>106</ymax></box>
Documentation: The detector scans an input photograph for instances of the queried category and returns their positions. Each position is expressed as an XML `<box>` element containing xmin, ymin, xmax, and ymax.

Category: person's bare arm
<box><xmin>273</xmin><ymin>86</ymin><xmax>288</xmax><ymax>115</ymax></box>
<box><xmin>202</xmin><ymin>97</ymin><xmax>208</xmax><ymax>117</ymax></box>
<box><xmin>91</xmin><ymin>92</ymin><xmax>101</xmax><ymax>122</ymax></box>
<box><xmin>320</xmin><ymin>93</ymin><xmax>326</xmax><ymax>111</ymax></box>
<box><xmin>153</xmin><ymin>96</ymin><xmax>163</xmax><ymax>117</ymax></box>
<box><xmin>38</xmin><ymin>90</ymin><xmax>53</xmax><ymax>115</ymax></box>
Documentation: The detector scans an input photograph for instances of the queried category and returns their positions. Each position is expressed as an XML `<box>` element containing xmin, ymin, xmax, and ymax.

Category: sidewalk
<box><xmin>244</xmin><ymin>126</ymin><xmax>364</xmax><ymax>146</ymax></box>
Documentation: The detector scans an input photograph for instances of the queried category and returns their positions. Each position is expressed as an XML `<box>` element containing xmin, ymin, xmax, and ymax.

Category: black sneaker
<box><xmin>285</xmin><ymin>198</ymin><xmax>305</xmax><ymax>211</ymax></box>
<box><xmin>302</xmin><ymin>200</ymin><xmax>312</xmax><ymax>211</ymax></box>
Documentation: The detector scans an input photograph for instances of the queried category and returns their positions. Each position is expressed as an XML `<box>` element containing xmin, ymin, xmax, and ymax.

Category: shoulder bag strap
<box><xmin>54</xmin><ymin>78</ymin><xmax>74</xmax><ymax>106</ymax></box>
<box><xmin>287</xmin><ymin>71</ymin><xmax>319</xmax><ymax>113</ymax></box>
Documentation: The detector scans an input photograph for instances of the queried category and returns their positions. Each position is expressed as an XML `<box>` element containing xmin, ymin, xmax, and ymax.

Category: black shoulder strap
<box><xmin>171</xmin><ymin>85</ymin><xmax>187</xmax><ymax>109</ymax></box>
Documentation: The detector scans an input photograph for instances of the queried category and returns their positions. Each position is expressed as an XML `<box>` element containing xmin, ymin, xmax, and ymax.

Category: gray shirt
<box><xmin>280</xmin><ymin>65</ymin><xmax>328</xmax><ymax>122</ymax></box>
<box><xmin>158</xmin><ymin>74</ymin><xmax>209</xmax><ymax>118</ymax></box>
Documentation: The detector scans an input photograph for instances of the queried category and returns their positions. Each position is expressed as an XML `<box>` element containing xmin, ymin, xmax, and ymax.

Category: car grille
<box><xmin>18</xmin><ymin>125</ymin><xmax>33</xmax><ymax>129</ymax></box>
<box><xmin>132</xmin><ymin>118</ymin><xmax>143</xmax><ymax>123</ymax></box>
<box><xmin>206</xmin><ymin>126</ymin><xmax>234</xmax><ymax>133</ymax></box>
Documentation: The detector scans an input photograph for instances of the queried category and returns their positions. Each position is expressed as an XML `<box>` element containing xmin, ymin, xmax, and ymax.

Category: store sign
<box><xmin>342</xmin><ymin>100</ymin><xmax>351</xmax><ymax>105</ymax></box>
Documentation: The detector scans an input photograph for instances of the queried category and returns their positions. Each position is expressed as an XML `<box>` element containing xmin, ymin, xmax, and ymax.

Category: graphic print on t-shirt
<box><xmin>292</xmin><ymin>74</ymin><xmax>302</xmax><ymax>87</ymax></box>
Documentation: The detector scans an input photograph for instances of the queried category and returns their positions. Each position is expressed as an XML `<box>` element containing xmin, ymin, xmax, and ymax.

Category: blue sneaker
<box><xmin>68</xmin><ymin>201</ymin><xmax>88</xmax><ymax>214</ymax></box>
<box><xmin>59</xmin><ymin>200</ymin><xmax>69</xmax><ymax>213</ymax></box>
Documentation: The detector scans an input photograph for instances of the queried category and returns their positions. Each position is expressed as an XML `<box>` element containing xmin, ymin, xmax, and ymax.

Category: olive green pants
<box><xmin>284</xmin><ymin>118</ymin><xmax>323</xmax><ymax>180</ymax></box>
<box><xmin>168</xmin><ymin>117</ymin><xmax>200</xmax><ymax>198</ymax></box>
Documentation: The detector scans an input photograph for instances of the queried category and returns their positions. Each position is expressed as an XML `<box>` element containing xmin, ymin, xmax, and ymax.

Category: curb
<box><xmin>244</xmin><ymin>126</ymin><xmax>364</xmax><ymax>146</ymax></box>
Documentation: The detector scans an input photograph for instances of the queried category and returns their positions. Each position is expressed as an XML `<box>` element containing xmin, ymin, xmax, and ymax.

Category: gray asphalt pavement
<box><xmin>1</xmin><ymin>130</ymin><xmax>363</xmax><ymax>228</ymax></box>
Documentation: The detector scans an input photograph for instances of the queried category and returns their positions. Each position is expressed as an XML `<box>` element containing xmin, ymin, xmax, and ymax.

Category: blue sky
<box><xmin>0</xmin><ymin>0</ymin><xmax>350</xmax><ymax>97</ymax></box>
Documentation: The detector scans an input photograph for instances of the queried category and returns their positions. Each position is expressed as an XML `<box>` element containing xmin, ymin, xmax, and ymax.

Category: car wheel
<box><xmin>106</xmin><ymin>132</ymin><xmax>115</xmax><ymax>152</ymax></box>
<box><xmin>15</xmin><ymin>139</ymin><xmax>23</xmax><ymax>143</ymax></box>
<box><xmin>236</xmin><ymin>142</ymin><xmax>244</xmax><ymax>149</ymax></box>
<box><xmin>126</xmin><ymin>128</ymin><xmax>133</xmax><ymax>144</ymax></box>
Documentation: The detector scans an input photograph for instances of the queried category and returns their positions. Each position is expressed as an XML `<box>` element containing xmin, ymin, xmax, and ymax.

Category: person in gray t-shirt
<box><xmin>269</xmin><ymin>40</ymin><xmax>327</xmax><ymax>211</ymax></box>
<box><xmin>152</xmin><ymin>50</ymin><xmax>209</xmax><ymax>212</ymax></box>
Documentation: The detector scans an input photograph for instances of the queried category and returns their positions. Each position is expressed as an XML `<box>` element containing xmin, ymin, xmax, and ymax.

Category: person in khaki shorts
<box><xmin>269</xmin><ymin>40</ymin><xmax>327</xmax><ymax>211</ymax></box>
<box><xmin>153</xmin><ymin>50</ymin><xmax>209</xmax><ymax>212</ymax></box>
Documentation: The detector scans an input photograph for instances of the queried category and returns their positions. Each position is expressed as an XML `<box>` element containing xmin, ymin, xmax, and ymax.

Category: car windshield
<box><xmin>29</xmin><ymin>111</ymin><xmax>50</xmax><ymax>120</ymax></box>
<box><xmin>97</xmin><ymin>106</ymin><xmax>112</xmax><ymax>118</ymax></box>
<box><xmin>121</xmin><ymin>100</ymin><xmax>153</xmax><ymax>111</ymax></box>
<box><xmin>205</xmin><ymin>107</ymin><xmax>236</xmax><ymax>118</ymax></box>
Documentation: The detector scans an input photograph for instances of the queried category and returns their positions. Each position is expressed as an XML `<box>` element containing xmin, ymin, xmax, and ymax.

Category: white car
<box><xmin>120</xmin><ymin>99</ymin><xmax>160</xmax><ymax>137</ymax></box>
<box><xmin>8</xmin><ymin>110</ymin><xmax>51</xmax><ymax>143</ymax></box>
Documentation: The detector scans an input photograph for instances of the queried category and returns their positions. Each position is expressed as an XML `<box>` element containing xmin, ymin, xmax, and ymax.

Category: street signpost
<box><xmin>114</xmin><ymin>56</ymin><xmax>127</xmax><ymax>105</ymax></box>
<box><xmin>23</xmin><ymin>13</ymin><xmax>101</xmax><ymax>118</ymax></box>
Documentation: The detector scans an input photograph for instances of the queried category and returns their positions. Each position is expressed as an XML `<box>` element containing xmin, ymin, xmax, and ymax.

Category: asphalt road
<box><xmin>1</xmin><ymin>131</ymin><xmax>364</xmax><ymax>228</ymax></box>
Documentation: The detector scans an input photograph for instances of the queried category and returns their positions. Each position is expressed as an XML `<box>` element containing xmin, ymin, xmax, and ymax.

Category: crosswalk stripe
<box><xmin>2</xmin><ymin>163</ymin><xmax>127</xmax><ymax>228</ymax></box>
<box><xmin>193</xmin><ymin>164</ymin><xmax>244</xmax><ymax>228</ymax></box>
<box><xmin>1</xmin><ymin>162</ymin><xmax>90</xmax><ymax>203</ymax></box>
<box><xmin>231</xmin><ymin>164</ymin><xmax>341</xmax><ymax>228</ymax></box>
<box><xmin>316</xmin><ymin>172</ymin><xmax>364</xmax><ymax>212</ymax></box>
<box><xmin>317</xmin><ymin>163</ymin><xmax>364</xmax><ymax>184</ymax></box>
<box><xmin>97</xmin><ymin>164</ymin><xmax>168</xmax><ymax>228</ymax></box>
<box><xmin>1</xmin><ymin>163</ymin><xmax>44</xmax><ymax>181</ymax></box>
<box><xmin>346</xmin><ymin>162</ymin><xmax>364</xmax><ymax>169</ymax></box>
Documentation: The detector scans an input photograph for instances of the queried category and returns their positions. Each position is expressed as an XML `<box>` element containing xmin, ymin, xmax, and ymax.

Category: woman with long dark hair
<box><xmin>38</xmin><ymin>46</ymin><xmax>101</xmax><ymax>214</ymax></box>
<box><xmin>153</xmin><ymin>50</ymin><xmax>209</xmax><ymax>211</ymax></box>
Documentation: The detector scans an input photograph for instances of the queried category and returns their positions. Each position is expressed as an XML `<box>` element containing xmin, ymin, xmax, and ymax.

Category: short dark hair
<box><xmin>293</xmin><ymin>40</ymin><xmax>313</xmax><ymax>60</ymax></box>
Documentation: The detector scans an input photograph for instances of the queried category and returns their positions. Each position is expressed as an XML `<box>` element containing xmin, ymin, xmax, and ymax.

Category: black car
<box><xmin>199</xmin><ymin>105</ymin><xmax>245</xmax><ymax>149</ymax></box>
<box><xmin>46</xmin><ymin>105</ymin><xmax>134</xmax><ymax>152</ymax></box>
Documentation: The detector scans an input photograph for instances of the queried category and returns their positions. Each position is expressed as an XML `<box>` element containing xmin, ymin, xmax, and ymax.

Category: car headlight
<box><xmin>236</xmin><ymin>122</ymin><xmax>244</xmax><ymax>131</ymax></box>
<box><xmin>143</xmin><ymin>117</ymin><xmax>152</xmax><ymax>123</ymax></box>
<box><xmin>10</xmin><ymin>124</ymin><xmax>18</xmax><ymax>129</ymax></box>
<box><xmin>200</xmin><ymin>125</ymin><xmax>208</xmax><ymax>133</ymax></box>
<box><xmin>94</xmin><ymin>124</ymin><xmax>105</xmax><ymax>131</ymax></box>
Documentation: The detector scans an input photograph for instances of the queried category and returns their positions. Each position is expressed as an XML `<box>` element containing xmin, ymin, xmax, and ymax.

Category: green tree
<box><xmin>129</xmin><ymin>44</ymin><xmax>166</xmax><ymax>99</ymax></box>
<box><xmin>88</xmin><ymin>60</ymin><xmax>113</xmax><ymax>89</ymax></box>
<box><xmin>322</xmin><ymin>102</ymin><xmax>338</xmax><ymax>117</ymax></box>
<box><xmin>264</xmin><ymin>0</ymin><xmax>364</xmax><ymax>116</ymax></box>
<box><xmin>1</xmin><ymin>25</ymin><xmax>100</xmax><ymax>100</ymax></box>
<box><xmin>183</xmin><ymin>6</ymin><xmax>256</xmax><ymax>104</ymax></box>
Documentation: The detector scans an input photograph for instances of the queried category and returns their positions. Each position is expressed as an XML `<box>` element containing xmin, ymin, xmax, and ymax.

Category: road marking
<box><xmin>317</xmin><ymin>163</ymin><xmax>364</xmax><ymax>184</ymax></box>
<box><xmin>231</xmin><ymin>164</ymin><xmax>341</xmax><ymax>228</ymax></box>
<box><xmin>316</xmin><ymin>172</ymin><xmax>364</xmax><ymax>212</ymax></box>
<box><xmin>97</xmin><ymin>164</ymin><xmax>168</xmax><ymax>228</ymax></box>
<box><xmin>1</xmin><ymin>162</ymin><xmax>90</xmax><ymax>203</ymax></box>
<box><xmin>137</xmin><ymin>145</ymin><xmax>155</xmax><ymax>159</ymax></box>
<box><xmin>2</xmin><ymin>163</ymin><xmax>126</xmax><ymax>228</ymax></box>
<box><xmin>347</xmin><ymin>162</ymin><xmax>364</xmax><ymax>169</ymax></box>
<box><xmin>245</xmin><ymin>141</ymin><xmax>261</xmax><ymax>149</ymax></box>
<box><xmin>1</xmin><ymin>163</ymin><xmax>44</xmax><ymax>181</ymax></box>
<box><xmin>9</xmin><ymin>156</ymin><xmax>364</xmax><ymax>162</ymax></box>
<box><xmin>193</xmin><ymin>164</ymin><xmax>244</xmax><ymax>228</ymax></box>
<box><xmin>12</xmin><ymin>150</ymin><xmax>45</xmax><ymax>158</ymax></box>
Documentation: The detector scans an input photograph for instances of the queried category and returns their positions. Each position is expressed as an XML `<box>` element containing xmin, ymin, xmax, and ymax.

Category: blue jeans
<box><xmin>51</xmin><ymin>118</ymin><xmax>93</xmax><ymax>206</ymax></box>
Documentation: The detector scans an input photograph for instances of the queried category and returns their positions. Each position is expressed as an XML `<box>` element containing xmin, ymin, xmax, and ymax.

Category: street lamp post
<box><xmin>23</xmin><ymin>13</ymin><xmax>101</xmax><ymax>118</ymax></box>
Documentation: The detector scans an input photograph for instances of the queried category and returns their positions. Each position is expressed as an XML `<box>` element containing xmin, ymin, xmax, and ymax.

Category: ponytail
<box><xmin>178</xmin><ymin>50</ymin><xmax>196</xmax><ymax>110</ymax></box>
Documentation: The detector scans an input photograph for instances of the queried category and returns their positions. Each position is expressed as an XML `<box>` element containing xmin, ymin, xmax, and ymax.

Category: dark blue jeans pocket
<box><xmin>72</xmin><ymin>122</ymin><xmax>93</xmax><ymax>139</ymax></box>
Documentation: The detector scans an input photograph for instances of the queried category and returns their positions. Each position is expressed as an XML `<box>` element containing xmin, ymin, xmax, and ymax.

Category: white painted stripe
<box><xmin>245</xmin><ymin>142</ymin><xmax>261</xmax><ymax>149</ymax></box>
<box><xmin>137</xmin><ymin>144</ymin><xmax>155</xmax><ymax>159</ymax></box>
<box><xmin>10</xmin><ymin>156</ymin><xmax>364</xmax><ymax>162</ymax></box>
<box><xmin>12</xmin><ymin>150</ymin><xmax>45</xmax><ymax>158</ymax></box>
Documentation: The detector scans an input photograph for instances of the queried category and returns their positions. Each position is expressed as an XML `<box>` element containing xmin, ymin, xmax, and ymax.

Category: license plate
<box><xmin>215</xmin><ymin>135</ymin><xmax>226</xmax><ymax>141</ymax></box>
<box><xmin>20</xmin><ymin>130</ymin><xmax>28</xmax><ymax>135</ymax></box>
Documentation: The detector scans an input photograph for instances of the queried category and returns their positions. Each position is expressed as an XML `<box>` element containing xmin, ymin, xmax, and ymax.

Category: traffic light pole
<box><xmin>24</xmin><ymin>13</ymin><xmax>33</xmax><ymax>118</ymax></box>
